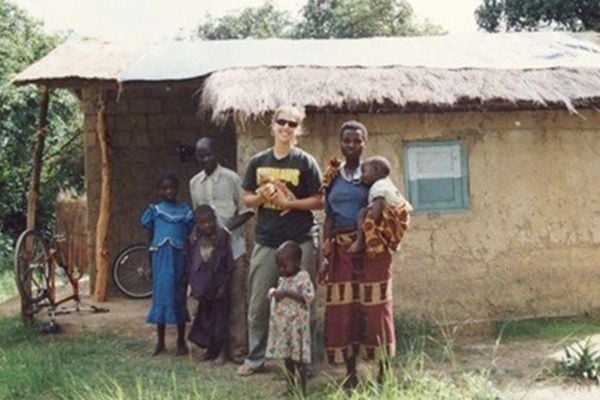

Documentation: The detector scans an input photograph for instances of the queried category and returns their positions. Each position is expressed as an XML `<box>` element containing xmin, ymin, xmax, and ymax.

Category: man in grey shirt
<box><xmin>189</xmin><ymin>137</ymin><xmax>254</xmax><ymax>363</ymax></box>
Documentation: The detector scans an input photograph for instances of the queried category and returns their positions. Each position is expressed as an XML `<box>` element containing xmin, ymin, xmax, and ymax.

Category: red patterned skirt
<box><xmin>324</xmin><ymin>228</ymin><xmax>395</xmax><ymax>364</ymax></box>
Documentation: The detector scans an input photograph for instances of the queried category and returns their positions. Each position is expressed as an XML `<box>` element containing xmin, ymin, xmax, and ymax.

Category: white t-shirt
<box><xmin>368</xmin><ymin>177</ymin><xmax>411</xmax><ymax>210</ymax></box>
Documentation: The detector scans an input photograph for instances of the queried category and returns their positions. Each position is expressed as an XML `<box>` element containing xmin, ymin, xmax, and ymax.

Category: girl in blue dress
<box><xmin>141</xmin><ymin>173</ymin><xmax>194</xmax><ymax>356</ymax></box>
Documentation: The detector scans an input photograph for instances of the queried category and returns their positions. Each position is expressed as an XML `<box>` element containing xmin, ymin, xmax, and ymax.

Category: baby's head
<box><xmin>157</xmin><ymin>173</ymin><xmax>179</xmax><ymax>202</ymax></box>
<box><xmin>360</xmin><ymin>156</ymin><xmax>391</xmax><ymax>186</ymax></box>
<box><xmin>275</xmin><ymin>240</ymin><xmax>302</xmax><ymax>278</ymax></box>
<box><xmin>195</xmin><ymin>204</ymin><xmax>217</xmax><ymax>236</ymax></box>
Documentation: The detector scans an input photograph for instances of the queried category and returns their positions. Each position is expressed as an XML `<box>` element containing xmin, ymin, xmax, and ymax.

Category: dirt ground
<box><xmin>1</xmin><ymin>283</ymin><xmax>599</xmax><ymax>400</ymax></box>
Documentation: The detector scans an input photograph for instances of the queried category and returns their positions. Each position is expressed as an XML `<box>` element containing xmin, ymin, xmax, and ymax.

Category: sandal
<box><xmin>236</xmin><ymin>363</ymin><xmax>264</xmax><ymax>376</ymax></box>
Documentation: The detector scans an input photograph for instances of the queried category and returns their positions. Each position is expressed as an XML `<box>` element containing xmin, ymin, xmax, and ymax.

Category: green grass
<box><xmin>496</xmin><ymin>316</ymin><xmax>600</xmax><ymax>342</ymax></box>
<box><xmin>0</xmin><ymin>235</ymin><xmax>17</xmax><ymax>303</ymax></box>
<box><xmin>0</xmin><ymin>316</ymin><xmax>500</xmax><ymax>400</ymax></box>
<box><xmin>0</xmin><ymin>268</ymin><xmax>17</xmax><ymax>303</ymax></box>
<box><xmin>0</xmin><ymin>316</ymin><xmax>277</xmax><ymax>400</ymax></box>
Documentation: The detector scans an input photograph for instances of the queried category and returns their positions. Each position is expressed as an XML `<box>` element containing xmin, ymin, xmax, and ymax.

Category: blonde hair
<box><xmin>271</xmin><ymin>105</ymin><xmax>306</xmax><ymax>142</ymax></box>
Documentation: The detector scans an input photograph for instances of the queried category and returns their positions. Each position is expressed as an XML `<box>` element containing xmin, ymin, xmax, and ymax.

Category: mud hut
<box><xmin>13</xmin><ymin>32</ymin><xmax>600</xmax><ymax>324</ymax></box>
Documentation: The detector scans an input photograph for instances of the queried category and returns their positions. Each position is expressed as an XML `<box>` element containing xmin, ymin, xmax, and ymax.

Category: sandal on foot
<box><xmin>236</xmin><ymin>363</ymin><xmax>264</xmax><ymax>376</ymax></box>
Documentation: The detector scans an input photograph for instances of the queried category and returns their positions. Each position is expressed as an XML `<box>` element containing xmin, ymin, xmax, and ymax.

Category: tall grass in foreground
<box><xmin>66</xmin><ymin>350</ymin><xmax>501</xmax><ymax>400</ymax></box>
<box><xmin>0</xmin><ymin>315</ymin><xmax>501</xmax><ymax>400</ymax></box>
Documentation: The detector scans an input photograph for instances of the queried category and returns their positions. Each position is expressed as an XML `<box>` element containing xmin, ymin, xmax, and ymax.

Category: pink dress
<box><xmin>266</xmin><ymin>270</ymin><xmax>315</xmax><ymax>363</ymax></box>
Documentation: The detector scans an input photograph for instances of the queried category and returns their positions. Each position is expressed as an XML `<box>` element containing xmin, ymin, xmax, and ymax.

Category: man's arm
<box><xmin>228</xmin><ymin>175</ymin><xmax>254</xmax><ymax>230</ymax></box>
<box><xmin>243</xmin><ymin>190</ymin><xmax>267</xmax><ymax>208</ymax></box>
<box><xmin>226</xmin><ymin>211</ymin><xmax>254</xmax><ymax>231</ymax></box>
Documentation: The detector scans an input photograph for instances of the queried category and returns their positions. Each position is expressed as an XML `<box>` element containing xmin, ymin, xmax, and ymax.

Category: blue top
<box><xmin>325</xmin><ymin>166</ymin><xmax>369</xmax><ymax>229</ymax></box>
<box><xmin>141</xmin><ymin>201</ymin><xmax>194</xmax><ymax>251</ymax></box>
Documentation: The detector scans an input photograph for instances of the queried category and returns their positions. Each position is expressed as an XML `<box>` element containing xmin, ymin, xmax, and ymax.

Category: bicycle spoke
<box><xmin>113</xmin><ymin>244</ymin><xmax>153</xmax><ymax>298</ymax></box>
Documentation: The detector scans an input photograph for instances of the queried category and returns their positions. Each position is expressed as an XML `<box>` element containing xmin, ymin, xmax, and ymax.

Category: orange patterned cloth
<box><xmin>363</xmin><ymin>201</ymin><xmax>411</xmax><ymax>259</ymax></box>
<box><xmin>320</xmin><ymin>157</ymin><xmax>342</xmax><ymax>191</ymax></box>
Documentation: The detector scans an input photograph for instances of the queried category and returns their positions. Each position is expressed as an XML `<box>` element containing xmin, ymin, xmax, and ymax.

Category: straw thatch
<box><xmin>200</xmin><ymin>66</ymin><xmax>600</xmax><ymax>123</ymax></box>
<box><xmin>12</xmin><ymin>40</ymin><xmax>151</xmax><ymax>86</ymax></box>
<box><xmin>55</xmin><ymin>191</ymin><xmax>87</xmax><ymax>277</ymax></box>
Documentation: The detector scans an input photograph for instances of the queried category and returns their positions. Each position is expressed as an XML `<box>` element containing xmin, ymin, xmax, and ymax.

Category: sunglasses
<box><xmin>275</xmin><ymin>119</ymin><xmax>299</xmax><ymax>128</ymax></box>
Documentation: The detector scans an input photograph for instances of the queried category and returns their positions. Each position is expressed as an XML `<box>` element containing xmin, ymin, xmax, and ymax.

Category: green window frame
<box><xmin>404</xmin><ymin>140</ymin><xmax>469</xmax><ymax>212</ymax></box>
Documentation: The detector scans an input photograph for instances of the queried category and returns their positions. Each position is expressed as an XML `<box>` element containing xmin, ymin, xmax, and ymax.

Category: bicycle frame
<box><xmin>42</xmin><ymin>234</ymin><xmax>94</xmax><ymax>320</ymax></box>
<box><xmin>16</xmin><ymin>230</ymin><xmax>108</xmax><ymax>327</ymax></box>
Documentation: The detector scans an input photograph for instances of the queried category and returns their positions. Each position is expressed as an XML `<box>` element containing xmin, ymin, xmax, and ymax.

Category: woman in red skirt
<box><xmin>319</xmin><ymin>121</ymin><xmax>409</xmax><ymax>387</ymax></box>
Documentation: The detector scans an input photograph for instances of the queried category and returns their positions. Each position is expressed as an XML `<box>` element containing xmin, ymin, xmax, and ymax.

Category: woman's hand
<box><xmin>269</xmin><ymin>189</ymin><xmax>291</xmax><ymax>210</ymax></box>
<box><xmin>257</xmin><ymin>183</ymin><xmax>276</xmax><ymax>199</ymax></box>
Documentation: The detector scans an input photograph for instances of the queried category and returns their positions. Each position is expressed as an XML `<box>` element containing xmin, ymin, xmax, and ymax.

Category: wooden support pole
<box><xmin>93</xmin><ymin>91</ymin><xmax>111</xmax><ymax>302</ymax></box>
<box><xmin>26</xmin><ymin>85</ymin><xmax>49</xmax><ymax>231</ymax></box>
<box><xmin>22</xmin><ymin>86</ymin><xmax>49</xmax><ymax>323</ymax></box>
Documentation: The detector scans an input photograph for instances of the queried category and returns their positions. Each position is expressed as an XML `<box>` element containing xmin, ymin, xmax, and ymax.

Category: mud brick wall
<box><xmin>238</xmin><ymin>110</ymin><xmax>600</xmax><ymax>323</ymax></box>
<box><xmin>80</xmin><ymin>86</ymin><xmax>600</xmax><ymax>321</ymax></box>
<box><xmin>82</xmin><ymin>84</ymin><xmax>234</xmax><ymax>295</ymax></box>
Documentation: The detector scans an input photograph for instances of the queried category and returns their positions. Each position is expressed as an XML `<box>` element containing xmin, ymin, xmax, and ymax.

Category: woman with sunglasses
<box><xmin>238</xmin><ymin>105</ymin><xmax>323</xmax><ymax>376</ymax></box>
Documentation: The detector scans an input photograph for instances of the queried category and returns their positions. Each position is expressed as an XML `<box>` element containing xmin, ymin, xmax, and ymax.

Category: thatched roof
<box><xmin>13</xmin><ymin>40</ymin><xmax>151</xmax><ymax>86</ymax></box>
<box><xmin>200</xmin><ymin>65</ymin><xmax>600</xmax><ymax>122</ymax></box>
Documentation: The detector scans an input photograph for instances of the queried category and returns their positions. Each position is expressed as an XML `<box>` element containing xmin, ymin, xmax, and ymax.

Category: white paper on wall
<box><xmin>407</xmin><ymin>144</ymin><xmax>462</xmax><ymax>180</ymax></box>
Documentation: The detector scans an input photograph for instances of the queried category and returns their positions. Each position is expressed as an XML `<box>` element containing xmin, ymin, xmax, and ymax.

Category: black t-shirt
<box><xmin>242</xmin><ymin>147</ymin><xmax>322</xmax><ymax>248</ymax></box>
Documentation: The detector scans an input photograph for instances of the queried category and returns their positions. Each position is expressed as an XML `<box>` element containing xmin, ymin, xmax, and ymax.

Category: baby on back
<box><xmin>348</xmin><ymin>156</ymin><xmax>412</xmax><ymax>258</ymax></box>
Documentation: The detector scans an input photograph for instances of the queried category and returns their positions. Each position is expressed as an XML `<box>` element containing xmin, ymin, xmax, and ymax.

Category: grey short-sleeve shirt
<box><xmin>190</xmin><ymin>164</ymin><xmax>253</xmax><ymax>259</ymax></box>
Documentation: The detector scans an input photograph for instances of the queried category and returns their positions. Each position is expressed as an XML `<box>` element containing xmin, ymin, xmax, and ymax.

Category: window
<box><xmin>404</xmin><ymin>141</ymin><xmax>469</xmax><ymax>212</ymax></box>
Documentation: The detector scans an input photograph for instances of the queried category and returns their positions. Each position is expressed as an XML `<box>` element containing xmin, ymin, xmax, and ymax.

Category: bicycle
<box><xmin>14</xmin><ymin>229</ymin><xmax>108</xmax><ymax>332</ymax></box>
<box><xmin>112</xmin><ymin>243</ymin><xmax>152</xmax><ymax>299</ymax></box>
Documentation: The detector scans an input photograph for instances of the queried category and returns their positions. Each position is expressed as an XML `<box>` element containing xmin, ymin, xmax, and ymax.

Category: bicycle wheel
<box><xmin>14</xmin><ymin>230</ymin><xmax>50</xmax><ymax>307</ymax></box>
<box><xmin>112</xmin><ymin>244</ymin><xmax>152</xmax><ymax>299</ymax></box>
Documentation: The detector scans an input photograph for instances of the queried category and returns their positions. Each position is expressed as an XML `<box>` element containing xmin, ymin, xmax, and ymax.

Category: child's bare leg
<box><xmin>344</xmin><ymin>354</ymin><xmax>358</xmax><ymax>389</ymax></box>
<box><xmin>348</xmin><ymin>208</ymin><xmax>367</xmax><ymax>254</ymax></box>
<box><xmin>153</xmin><ymin>323</ymin><xmax>166</xmax><ymax>355</ymax></box>
<box><xmin>176</xmin><ymin>322</ymin><xmax>188</xmax><ymax>356</ymax></box>
<box><xmin>297</xmin><ymin>361</ymin><xmax>308</xmax><ymax>397</ymax></box>
<box><xmin>284</xmin><ymin>358</ymin><xmax>297</xmax><ymax>395</ymax></box>
<box><xmin>377</xmin><ymin>359</ymin><xmax>392</xmax><ymax>385</ymax></box>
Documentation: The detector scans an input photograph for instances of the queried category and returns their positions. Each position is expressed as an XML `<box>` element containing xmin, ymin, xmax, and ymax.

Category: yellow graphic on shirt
<box><xmin>256</xmin><ymin>167</ymin><xmax>300</xmax><ymax>210</ymax></box>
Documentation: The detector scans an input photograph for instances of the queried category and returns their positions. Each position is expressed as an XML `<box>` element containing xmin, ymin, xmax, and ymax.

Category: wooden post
<box><xmin>93</xmin><ymin>91</ymin><xmax>111</xmax><ymax>302</ymax></box>
<box><xmin>26</xmin><ymin>85</ymin><xmax>49</xmax><ymax>231</ymax></box>
<box><xmin>21</xmin><ymin>86</ymin><xmax>49</xmax><ymax>323</ymax></box>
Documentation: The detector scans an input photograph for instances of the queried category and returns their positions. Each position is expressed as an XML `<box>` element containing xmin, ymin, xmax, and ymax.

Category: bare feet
<box><xmin>176</xmin><ymin>342</ymin><xmax>189</xmax><ymax>356</ymax></box>
<box><xmin>213</xmin><ymin>352</ymin><xmax>227</xmax><ymax>366</ymax></box>
<box><xmin>343</xmin><ymin>374</ymin><xmax>359</xmax><ymax>391</ymax></box>
<box><xmin>236</xmin><ymin>363</ymin><xmax>264</xmax><ymax>376</ymax></box>
<box><xmin>198</xmin><ymin>351</ymin><xmax>214</xmax><ymax>361</ymax></box>
<box><xmin>152</xmin><ymin>343</ymin><xmax>165</xmax><ymax>356</ymax></box>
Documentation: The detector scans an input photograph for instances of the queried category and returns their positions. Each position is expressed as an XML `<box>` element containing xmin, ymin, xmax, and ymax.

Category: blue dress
<box><xmin>141</xmin><ymin>201</ymin><xmax>194</xmax><ymax>324</ymax></box>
